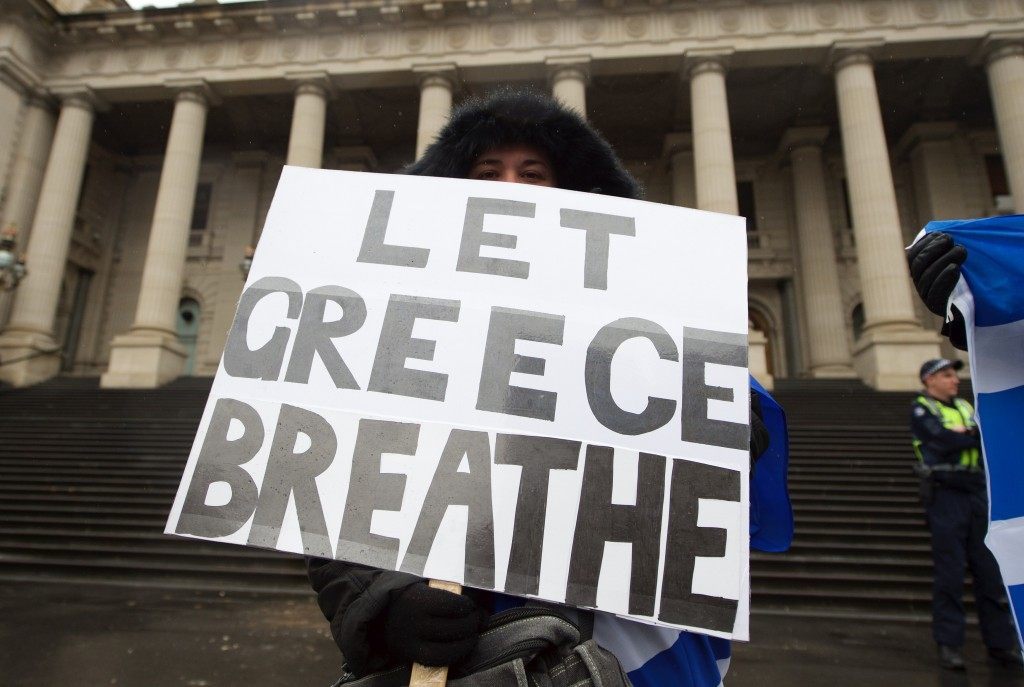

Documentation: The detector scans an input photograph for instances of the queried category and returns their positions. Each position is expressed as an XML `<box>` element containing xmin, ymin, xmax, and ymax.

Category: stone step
<box><xmin>0</xmin><ymin>540</ymin><xmax>299</xmax><ymax>567</ymax></box>
<box><xmin>0</xmin><ymin>553</ymin><xmax>306</xmax><ymax>586</ymax></box>
<box><xmin>751</xmin><ymin>553</ymin><xmax>933</xmax><ymax>574</ymax></box>
<box><xmin>0</xmin><ymin>513</ymin><xmax>167</xmax><ymax>529</ymax></box>
<box><xmin>0</xmin><ymin>483</ymin><xmax>178</xmax><ymax>497</ymax></box>
<box><xmin>0</xmin><ymin>471</ymin><xmax>182</xmax><ymax>484</ymax></box>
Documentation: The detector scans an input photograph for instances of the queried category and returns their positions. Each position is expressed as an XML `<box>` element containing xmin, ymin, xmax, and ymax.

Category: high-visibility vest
<box><xmin>912</xmin><ymin>395</ymin><xmax>980</xmax><ymax>469</ymax></box>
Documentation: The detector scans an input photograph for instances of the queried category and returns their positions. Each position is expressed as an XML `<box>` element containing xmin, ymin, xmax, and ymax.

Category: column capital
<box><xmin>0</xmin><ymin>56</ymin><xmax>39</xmax><ymax>98</ymax></box>
<box><xmin>684</xmin><ymin>49</ymin><xmax>732</xmax><ymax>79</ymax></box>
<box><xmin>778</xmin><ymin>126</ymin><xmax>830</xmax><ymax>156</ymax></box>
<box><xmin>545</xmin><ymin>55</ymin><xmax>591</xmax><ymax>86</ymax></box>
<box><xmin>974</xmin><ymin>31</ymin><xmax>1024</xmax><ymax>66</ymax></box>
<box><xmin>826</xmin><ymin>39</ymin><xmax>884</xmax><ymax>73</ymax></box>
<box><xmin>0</xmin><ymin>52</ymin><xmax>42</xmax><ymax>96</ymax></box>
<box><xmin>285</xmin><ymin>70</ymin><xmax>336</xmax><ymax>98</ymax></box>
<box><xmin>48</xmin><ymin>85</ymin><xmax>107</xmax><ymax>113</ymax></box>
<box><xmin>662</xmin><ymin>132</ymin><xmax>692</xmax><ymax>158</ymax></box>
<box><xmin>23</xmin><ymin>91</ymin><xmax>55</xmax><ymax>112</ymax></box>
<box><xmin>164</xmin><ymin>78</ymin><xmax>219</xmax><ymax>107</ymax></box>
<box><xmin>412</xmin><ymin>63</ymin><xmax>458</xmax><ymax>90</ymax></box>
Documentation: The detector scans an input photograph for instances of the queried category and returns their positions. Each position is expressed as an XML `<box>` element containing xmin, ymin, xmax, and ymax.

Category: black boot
<box><xmin>987</xmin><ymin>646</ymin><xmax>1023</xmax><ymax>668</ymax></box>
<box><xmin>938</xmin><ymin>644</ymin><xmax>966</xmax><ymax>671</ymax></box>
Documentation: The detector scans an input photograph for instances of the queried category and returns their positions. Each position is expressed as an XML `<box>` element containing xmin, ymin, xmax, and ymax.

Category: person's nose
<box><xmin>499</xmin><ymin>169</ymin><xmax>520</xmax><ymax>184</ymax></box>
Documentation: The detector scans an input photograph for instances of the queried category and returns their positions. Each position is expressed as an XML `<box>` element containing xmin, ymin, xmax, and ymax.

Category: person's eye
<box><xmin>475</xmin><ymin>169</ymin><xmax>498</xmax><ymax>180</ymax></box>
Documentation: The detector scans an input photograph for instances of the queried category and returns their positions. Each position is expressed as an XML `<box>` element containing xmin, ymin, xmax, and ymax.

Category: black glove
<box><xmin>906</xmin><ymin>232</ymin><xmax>967</xmax><ymax>316</ymax></box>
<box><xmin>383</xmin><ymin>582</ymin><xmax>485</xmax><ymax>668</ymax></box>
<box><xmin>750</xmin><ymin>393</ymin><xmax>769</xmax><ymax>471</ymax></box>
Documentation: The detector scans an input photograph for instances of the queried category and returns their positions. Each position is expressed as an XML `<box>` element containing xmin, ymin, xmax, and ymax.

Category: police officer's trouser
<box><xmin>926</xmin><ymin>483</ymin><xmax>1016</xmax><ymax>649</ymax></box>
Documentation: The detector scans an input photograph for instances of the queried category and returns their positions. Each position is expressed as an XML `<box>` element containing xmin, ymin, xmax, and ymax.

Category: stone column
<box><xmin>898</xmin><ymin>122</ymin><xmax>968</xmax><ymax>221</ymax></box>
<box><xmin>780</xmin><ymin>127</ymin><xmax>856</xmax><ymax>378</ymax></box>
<box><xmin>688</xmin><ymin>54</ymin><xmax>738</xmax><ymax>215</ymax></box>
<box><xmin>285</xmin><ymin>75</ymin><xmax>329</xmax><ymax>169</ymax></box>
<box><xmin>985</xmin><ymin>41</ymin><xmax>1024</xmax><ymax>213</ymax></box>
<box><xmin>204</xmin><ymin>152</ymin><xmax>267</xmax><ymax>373</ymax></box>
<box><xmin>748</xmin><ymin>323</ymin><xmax>773</xmax><ymax>390</ymax></box>
<box><xmin>414</xmin><ymin>65</ymin><xmax>456</xmax><ymax>159</ymax></box>
<box><xmin>897</xmin><ymin>122</ymin><xmax>972</xmax><ymax>369</ymax></box>
<box><xmin>0</xmin><ymin>95</ymin><xmax>55</xmax><ymax>331</ymax></box>
<box><xmin>663</xmin><ymin>133</ymin><xmax>695</xmax><ymax>208</ymax></box>
<box><xmin>832</xmin><ymin>47</ymin><xmax>939</xmax><ymax>389</ymax></box>
<box><xmin>102</xmin><ymin>85</ymin><xmax>210</xmax><ymax>388</ymax></box>
<box><xmin>0</xmin><ymin>92</ymin><xmax>95</xmax><ymax>386</ymax></box>
<box><xmin>547</xmin><ymin>57</ymin><xmax>590</xmax><ymax>116</ymax></box>
<box><xmin>1</xmin><ymin>96</ymin><xmax>55</xmax><ymax>238</ymax></box>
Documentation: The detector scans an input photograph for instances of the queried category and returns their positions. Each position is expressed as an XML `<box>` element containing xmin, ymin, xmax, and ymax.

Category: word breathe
<box><xmin>177</xmin><ymin>400</ymin><xmax>742</xmax><ymax>632</ymax></box>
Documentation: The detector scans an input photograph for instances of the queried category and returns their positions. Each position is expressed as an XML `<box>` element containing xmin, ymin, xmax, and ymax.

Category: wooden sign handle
<box><xmin>408</xmin><ymin>579</ymin><xmax>464</xmax><ymax>687</ymax></box>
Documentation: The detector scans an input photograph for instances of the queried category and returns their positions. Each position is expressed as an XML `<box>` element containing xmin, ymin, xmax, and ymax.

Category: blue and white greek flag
<box><xmin>920</xmin><ymin>214</ymin><xmax>1024</xmax><ymax>648</ymax></box>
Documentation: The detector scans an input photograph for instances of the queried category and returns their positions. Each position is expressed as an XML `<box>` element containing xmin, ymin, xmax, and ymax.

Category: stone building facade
<box><xmin>0</xmin><ymin>0</ymin><xmax>1020</xmax><ymax>390</ymax></box>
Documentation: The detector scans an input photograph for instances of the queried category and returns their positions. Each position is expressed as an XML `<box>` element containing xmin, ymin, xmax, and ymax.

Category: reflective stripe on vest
<box><xmin>912</xmin><ymin>395</ymin><xmax>979</xmax><ymax>469</ymax></box>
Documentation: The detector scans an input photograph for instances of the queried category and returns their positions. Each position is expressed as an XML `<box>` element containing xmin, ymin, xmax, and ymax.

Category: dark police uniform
<box><xmin>911</xmin><ymin>393</ymin><xmax>1016</xmax><ymax>652</ymax></box>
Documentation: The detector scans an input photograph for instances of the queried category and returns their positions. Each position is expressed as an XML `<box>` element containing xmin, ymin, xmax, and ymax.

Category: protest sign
<box><xmin>165</xmin><ymin>166</ymin><xmax>752</xmax><ymax>638</ymax></box>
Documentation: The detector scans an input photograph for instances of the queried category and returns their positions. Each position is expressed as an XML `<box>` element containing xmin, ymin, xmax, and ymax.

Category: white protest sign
<box><xmin>165</xmin><ymin>167</ymin><xmax>752</xmax><ymax>639</ymax></box>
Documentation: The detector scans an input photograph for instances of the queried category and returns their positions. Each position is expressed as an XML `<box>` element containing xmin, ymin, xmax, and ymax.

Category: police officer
<box><xmin>911</xmin><ymin>357</ymin><xmax>1019</xmax><ymax>670</ymax></box>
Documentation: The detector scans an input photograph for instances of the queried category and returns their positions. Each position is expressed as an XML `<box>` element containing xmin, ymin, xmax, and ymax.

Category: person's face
<box><xmin>924</xmin><ymin>367</ymin><xmax>960</xmax><ymax>402</ymax></box>
<box><xmin>468</xmin><ymin>144</ymin><xmax>557</xmax><ymax>187</ymax></box>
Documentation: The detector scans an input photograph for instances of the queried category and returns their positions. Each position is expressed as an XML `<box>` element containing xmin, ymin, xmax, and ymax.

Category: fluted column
<box><xmin>1</xmin><ymin>96</ymin><xmax>55</xmax><ymax>239</ymax></box>
<box><xmin>414</xmin><ymin>66</ymin><xmax>456</xmax><ymax>159</ymax></box>
<box><xmin>748</xmin><ymin>323</ymin><xmax>773</xmax><ymax>390</ymax></box>
<box><xmin>899</xmin><ymin>122</ymin><xmax>968</xmax><ymax>221</ymax></box>
<box><xmin>102</xmin><ymin>86</ymin><xmax>210</xmax><ymax>388</ymax></box>
<box><xmin>547</xmin><ymin>57</ymin><xmax>590</xmax><ymax>116</ymax></box>
<box><xmin>0</xmin><ymin>92</ymin><xmax>95</xmax><ymax>386</ymax></box>
<box><xmin>834</xmin><ymin>52</ymin><xmax>918</xmax><ymax>329</ymax></box>
<box><xmin>688</xmin><ymin>55</ymin><xmax>738</xmax><ymax>215</ymax></box>
<box><xmin>781</xmin><ymin>127</ymin><xmax>856</xmax><ymax>378</ymax></box>
<box><xmin>663</xmin><ymin>133</ymin><xmax>695</xmax><ymax>208</ymax></box>
<box><xmin>832</xmin><ymin>47</ymin><xmax>939</xmax><ymax>389</ymax></box>
<box><xmin>985</xmin><ymin>42</ymin><xmax>1024</xmax><ymax>212</ymax></box>
<box><xmin>286</xmin><ymin>78</ymin><xmax>328</xmax><ymax>168</ymax></box>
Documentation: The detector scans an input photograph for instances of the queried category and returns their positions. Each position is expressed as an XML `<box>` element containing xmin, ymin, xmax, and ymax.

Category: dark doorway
<box><xmin>61</xmin><ymin>268</ymin><xmax>94</xmax><ymax>372</ymax></box>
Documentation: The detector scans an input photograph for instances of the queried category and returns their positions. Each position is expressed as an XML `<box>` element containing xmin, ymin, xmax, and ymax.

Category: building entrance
<box><xmin>60</xmin><ymin>268</ymin><xmax>93</xmax><ymax>373</ymax></box>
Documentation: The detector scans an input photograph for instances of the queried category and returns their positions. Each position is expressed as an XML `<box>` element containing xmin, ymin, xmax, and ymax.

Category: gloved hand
<box><xmin>906</xmin><ymin>232</ymin><xmax>967</xmax><ymax>316</ymax></box>
<box><xmin>383</xmin><ymin>581</ymin><xmax>485</xmax><ymax>668</ymax></box>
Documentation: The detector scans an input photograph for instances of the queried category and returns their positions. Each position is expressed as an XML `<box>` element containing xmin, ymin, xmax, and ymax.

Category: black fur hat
<box><xmin>404</xmin><ymin>88</ymin><xmax>642</xmax><ymax>199</ymax></box>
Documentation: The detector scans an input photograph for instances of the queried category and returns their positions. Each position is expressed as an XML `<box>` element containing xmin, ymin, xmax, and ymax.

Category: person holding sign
<box><xmin>306</xmin><ymin>89</ymin><xmax>792</xmax><ymax>686</ymax></box>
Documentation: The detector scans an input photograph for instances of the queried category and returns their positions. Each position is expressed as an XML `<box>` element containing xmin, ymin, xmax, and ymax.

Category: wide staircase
<box><xmin>756</xmin><ymin>379</ymin><xmax>943</xmax><ymax>622</ymax></box>
<box><xmin>0</xmin><ymin>377</ymin><xmax>307</xmax><ymax>594</ymax></box>
<box><xmin>0</xmin><ymin>376</ymin><xmax>943</xmax><ymax>619</ymax></box>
